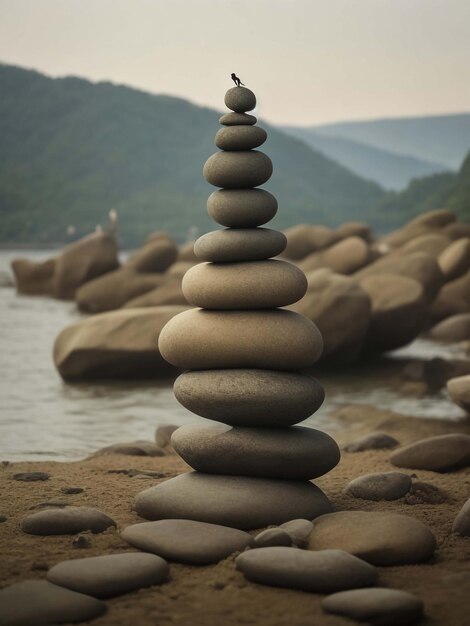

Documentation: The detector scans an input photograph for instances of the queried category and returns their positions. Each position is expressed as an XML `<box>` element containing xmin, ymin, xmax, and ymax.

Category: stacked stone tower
<box><xmin>133</xmin><ymin>85</ymin><xmax>340</xmax><ymax>529</ymax></box>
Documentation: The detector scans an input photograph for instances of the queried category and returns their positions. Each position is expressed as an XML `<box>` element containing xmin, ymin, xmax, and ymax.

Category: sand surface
<box><xmin>1</xmin><ymin>404</ymin><xmax>470</xmax><ymax>626</ymax></box>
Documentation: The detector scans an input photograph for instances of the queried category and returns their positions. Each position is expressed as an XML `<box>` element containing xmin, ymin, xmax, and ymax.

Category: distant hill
<box><xmin>280</xmin><ymin>126</ymin><xmax>448</xmax><ymax>190</ymax></box>
<box><xmin>0</xmin><ymin>64</ymin><xmax>384</xmax><ymax>245</ymax></box>
<box><xmin>373</xmin><ymin>151</ymin><xmax>470</xmax><ymax>229</ymax></box>
<box><xmin>313</xmin><ymin>113</ymin><xmax>470</xmax><ymax>170</ymax></box>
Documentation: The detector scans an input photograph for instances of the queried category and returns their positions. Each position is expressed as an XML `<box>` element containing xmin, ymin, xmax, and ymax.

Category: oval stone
<box><xmin>322</xmin><ymin>588</ymin><xmax>424</xmax><ymax>625</ymax></box>
<box><xmin>47</xmin><ymin>553</ymin><xmax>169</xmax><ymax>598</ymax></box>
<box><xmin>224</xmin><ymin>86</ymin><xmax>256</xmax><ymax>112</ymax></box>
<box><xmin>215</xmin><ymin>125</ymin><xmax>267</xmax><ymax>151</ymax></box>
<box><xmin>236</xmin><ymin>547</ymin><xmax>378</xmax><ymax>593</ymax></box>
<box><xmin>308</xmin><ymin>511</ymin><xmax>436</xmax><ymax>565</ymax></box>
<box><xmin>203</xmin><ymin>151</ymin><xmax>273</xmax><ymax>189</ymax></box>
<box><xmin>182</xmin><ymin>260</ymin><xmax>307</xmax><ymax>309</ymax></box>
<box><xmin>158</xmin><ymin>309</ymin><xmax>323</xmax><ymax>370</ymax></box>
<box><xmin>208</xmin><ymin>189</ymin><xmax>278</xmax><ymax>228</ymax></box>
<box><xmin>345</xmin><ymin>472</ymin><xmax>412</xmax><ymax>501</ymax></box>
<box><xmin>173</xmin><ymin>369</ymin><xmax>325</xmax><ymax>426</ymax></box>
<box><xmin>121</xmin><ymin>519</ymin><xmax>253</xmax><ymax>565</ymax></box>
<box><xmin>21</xmin><ymin>506</ymin><xmax>116</xmax><ymax>535</ymax></box>
<box><xmin>219</xmin><ymin>112</ymin><xmax>257</xmax><ymax>126</ymax></box>
<box><xmin>172</xmin><ymin>424</ymin><xmax>340</xmax><ymax>480</ymax></box>
<box><xmin>390</xmin><ymin>433</ymin><xmax>470</xmax><ymax>471</ymax></box>
<box><xmin>194</xmin><ymin>228</ymin><xmax>286</xmax><ymax>262</ymax></box>
<box><xmin>133</xmin><ymin>472</ymin><xmax>332</xmax><ymax>529</ymax></box>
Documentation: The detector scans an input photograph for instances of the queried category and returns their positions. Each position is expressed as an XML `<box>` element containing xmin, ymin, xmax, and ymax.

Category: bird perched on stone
<box><xmin>231</xmin><ymin>73</ymin><xmax>245</xmax><ymax>87</ymax></box>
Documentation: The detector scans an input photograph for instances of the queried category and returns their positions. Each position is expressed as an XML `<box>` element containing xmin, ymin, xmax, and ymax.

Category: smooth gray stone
<box><xmin>219</xmin><ymin>112</ymin><xmax>257</xmax><ymax>126</ymax></box>
<box><xmin>21</xmin><ymin>506</ymin><xmax>116</xmax><ymax>535</ymax></box>
<box><xmin>308</xmin><ymin>511</ymin><xmax>436</xmax><ymax>565</ymax></box>
<box><xmin>390</xmin><ymin>433</ymin><xmax>470</xmax><ymax>471</ymax></box>
<box><xmin>13</xmin><ymin>471</ymin><xmax>49</xmax><ymax>481</ymax></box>
<box><xmin>344</xmin><ymin>432</ymin><xmax>399</xmax><ymax>452</ymax></box>
<box><xmin>207</xmin><ymin>188</ymin><xmax>277</xmax><ymax>228</ymax></box>
<box><xmin>0</xmin><ymin>579</ymin><xmax>106</xmax><ymax>626</ymax></box>
<box><xmin>133</xmin><ymin>472</ymin><xmax>332</xmax><ymax>530</ymax></box>
<box><xmin>452</xmin><ymin>497</ymin><xmax>470</xmax><ymax>535</ymax></box>
<box><xmin>121</xmin><ymin>519</ymin><xmax>253</xmax><ymax>565</ymax></box>
<box><xmin>236</xmin><ymin>547</ymin><xmax>377</xmax><ymax>593</ymax></box>
<box><xmin>346</xmin><ymin>472</ymin><xmax>412</xmax><ymax>501</ymax></box>
<box><xmin>322</xmin><ymin>588</ymin><xmax>424</xmax><ymax>625</ymax></box>
<box><xmin>155</xmin><ymin>424</ymin><xmax>178</xmax><ymax>447</ymax></box>
<box><xmin>47</xmin><ymin>553</ymin><xmax>169</xmax><ymax>598</ymax></box>
<box><xmin>203</xmin><ymin>151</ymin><xmax>272</xmax><ymax>189</ymax></box>
<box><xmin>280</xmin><ymin>519</ymin><xmax>314</xmax><ymax>547</ymax></box>
<box><xmin>173</xmin><ymin>369</ymin><xmax>325</xmax><ymax>427</ymax></box>
<box><xmin>194</xmin><ymin>228</ymin><xmax>286</xmax><ymax>263</ymax></box>
<box><xmin>182</xmin><ymin>260</ymin><xmax>307</xmax><ymax>309</ymax></box>
<box><xmin>172</xmin><ymin>424</ymin><xmax>340</xmax><ymax>480</ymax></box>
<box><xmin>224</xmin><ymin>86</ymin><xmax>256</xmax><ymax>112</ymax></box>
<box><xmin>215</xmin><ymin>125</ymin><xmax>266</xmax><ymax>151</ymax></box>
<box><xmin>158</xmin><ymin>309</ymin><xmax>323</xmax><ymax>371</ymax></box>
<box><xmin>254</xmin><ymin>528</ymin><xmax>292</xmax><ymax>547</ymax></box>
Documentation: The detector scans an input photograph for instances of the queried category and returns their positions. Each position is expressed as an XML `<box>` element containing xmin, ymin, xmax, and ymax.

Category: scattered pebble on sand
<box><xmin>12</xmin><ymin>471</ymin><xmax>50</xmax><ymax>482</ymax></box>
<box><xmin>346</xmin><ymin>471</ymin><xmax>412</xmax><ymax>501</ymax></box>
<box><xmin>390</xmin><ymin>433</ymin><xmax>470</xmax><ymax>471</ymax></box>
<box><xmin>21</xmin><ymin>506</ymin><xmax>116</xmax><ymax>535</ymax></box>
<box><xmin>343</xmin><ymin>432</ymin><xmax>399</xmax><ymax>452</ymax></box>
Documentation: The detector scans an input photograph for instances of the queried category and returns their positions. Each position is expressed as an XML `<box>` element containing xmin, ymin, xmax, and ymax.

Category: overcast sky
<box><xmin>1</xmin><ymin>0</ymin><xmax>469</xmax><ymax>126</ymax></box>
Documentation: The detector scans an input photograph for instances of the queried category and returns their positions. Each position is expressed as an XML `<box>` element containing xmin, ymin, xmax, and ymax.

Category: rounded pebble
<box><xmin>215</xmin><ymin>125</ymin><xmax>266</xmax><ymax>150</ymax></box>
<box><xmin>344</xmin><ymin>432</ymin><xmax>399</xmax><ymax>452</ymax></box>
<box><xmin>280</xmin><ymin>519</ymin><xmax>314</xmax><ymax>547</ymax></box>
<box><xmin>13</xmin><ymin>471</ymin><xmax>49</xmax><ymax>482</ymax></box>
<box><xmin>308</xmin><ymin>511</ymin><xmax>436</xmax><ymax>565</ymax></box>
<box><xmin>47</xmin><ymin>553</ymin><xmax>169</xmax><ymax>598</ymax></box>
<box><xmin>133</xmin><ymin>472</ymin><xmax>332</xmax><ymax>530</ymax></box>
<box><xmin>219</xmin><ymin>112</ymin><xmax>257</xmax><ymax>126</ymax></box>
<box><xmin>171</xmin><ymin>424</ymin><xmax>340</xmax><ymax>480</ymax></box>
<box><xmin>254</xmin><ymin>528</ymin><xmax>292</xmax><ymax>547</ymax></box>
<box><xmin>203</xmin><ymin>151</ymin><xmax>272</xmax><ymax>189</ymax></box>
<box><xmin>194</xmin><ymin>228</ymin><xmax>286</xmax><ymax>262</ymax></box>
<box><xmin>207</xmin><ymin>189</ymin><xmax>278</xmax><ymax>228</ymax></box>
<box><xmin>390</xmin><ymin>433</ymin><xmax>470</xmax><ymax>471</ymax></box>
<box><xmin>346</xmin><ymin>472</ymin><xmax>412</xmax><ymax>501</ymax></box>
<box><xmin>322</xmin><ymin>587</ymin><xmax>424</xmax><ymax>625</ymax></box>
<box><xmin>158</xmin><ymin>308</ymin><xmax>323</xmax><ymax>371</ymax></box>
<box><xmin>224</xmin><ymin>86</ymin><xmax>256</xmax><ymax>112</ymax></box>
<box><xmin>236</xmin><ymin>547</ymin><xmax>377</xmax><ymax>592</ymax></box>
<box><xmin>122</xmin><ymin>519</ymin><xmax>253</xmax><ymax>565</ymax></box>
<box><xmin>182</xmin><ymin>260</ymin><xmax>307</xmax><ymax>309</ymax></box>
<box><xmin>21</xmin><ymin>506</ymin><xmax>116</xmax><ymax>535</ymax></box>
<box><xmin>174</xmin><ymin>369</ymin><xmax>324</xmax><ymax>426</ymax></box>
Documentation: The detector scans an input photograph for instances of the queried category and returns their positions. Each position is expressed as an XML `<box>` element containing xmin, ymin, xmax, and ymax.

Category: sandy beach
<box><xmin>1</xmin><ymin>404</ymin><xmax>469</xmax><ymax>626</ymax></box>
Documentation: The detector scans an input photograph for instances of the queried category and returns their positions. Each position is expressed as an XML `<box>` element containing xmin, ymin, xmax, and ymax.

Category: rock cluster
<box><xmin>133</xmin><ymin>86</ymin><xmax>339</xmax><ymax>529</ymax></box>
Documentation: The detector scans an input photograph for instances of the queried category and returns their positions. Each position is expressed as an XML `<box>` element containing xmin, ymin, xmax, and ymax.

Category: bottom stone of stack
<box><xmin>133</xmin><ymin>472</ymin><xmax>332</xmax><ymax>530</ymax></box>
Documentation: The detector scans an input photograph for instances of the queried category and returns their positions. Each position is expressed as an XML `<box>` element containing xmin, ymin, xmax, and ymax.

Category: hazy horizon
<box><xmin>1</xmin><ymin>0</ymin><xmax>469</xmax><ymax>126</ymax></box>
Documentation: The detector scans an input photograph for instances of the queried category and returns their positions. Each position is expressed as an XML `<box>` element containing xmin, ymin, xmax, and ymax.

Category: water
<box><xmin>0</xmin><ymin>250</ymin><xmax>467</xmax><ymax>462</ymax></box>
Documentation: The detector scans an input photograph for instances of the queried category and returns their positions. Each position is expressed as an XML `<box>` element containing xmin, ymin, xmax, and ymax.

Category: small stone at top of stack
<box><xmin>131</xmin><ymin>83</ymin><xmax>340</xmax><ymax>530</ymax></box>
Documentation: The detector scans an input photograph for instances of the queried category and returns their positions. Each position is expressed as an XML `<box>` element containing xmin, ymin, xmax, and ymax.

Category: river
<box><xmin>0</xmin><ymin>250</ymin><xmax>466</xmax><ymax>462</ymax></box>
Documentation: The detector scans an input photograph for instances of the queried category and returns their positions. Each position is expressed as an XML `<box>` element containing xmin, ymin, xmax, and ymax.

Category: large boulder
<box><xmin>299</xmin><ymin>237</ymin><xmax>371</xmax><ymax>275</ymax></box>
<box><xmin>76</xmin><ymin>268</ymin><xmax>167</xmax><ymax>313</ymax></box>
<box><xmin>399</xmin><ymin>233</ymin><xmax>451</xmax><ymax>258</ymax></box>
<box><xmin>125</xmin><ymin>237</ymin><xmax>178</xmax><ymax>273</ymax></box>
<box><xmin>11</xmin><ymin>257</ymin><xmax>56</xmax><ymax>296</ymax></box>
<box><xmin>54</xmin><ymin>306</ymin><xmax>188</xmax><ymax>380</ymax></box>
<box><xmin>124</xmin><ymin>279</ymin><xmax>186</xmax><ymax>308</ymax></box>
<box><xmin>289</xmin><ymin>269</ymin><xmax>371</xmax><ymax>363</ymax></box>
<box><xmin>282</xmin><ymin>225</ymin><xmax>339</xmax><ymax>260</ymax></box>
<box><xmin>358</xmin><ymin>274</ymin><xmax>427</xmax><ymax>352</ymax></box>
<box><xmin>438</xmin><ymin>238</ymin><xmax>470</xmax><ymax>281</ymax></box>
<box><xmin>53</xmin><ymin>233</ymin><xmax>119</xmax><ymax>300</ymax></box>
<box><xmin>443</xmin><ymin>222</ymin><xmax>470</xmax><ymax>240</ymax></box>
<box><xmin>379</xmin><ymin>209</ymin><xmax>455</xmax><ymax>249</ymax></box>
<box><xmin>354</xmin><ymin>252</ymin><xmax>443</xmax><ymax>303</ymax></box>
<box><xmin>335</xmin><ymin>222</ymin><xmax>372</xmax><ymax>242</ymax></box>
<box><xmin>430</xmin><ymin>270</ymin><xmax>470</xmax><ymax>321</ymax></box>
<box><xmin>430</xmin><ymin>314</ymin><xmax>470</xmax><ymax>342</ymax></box>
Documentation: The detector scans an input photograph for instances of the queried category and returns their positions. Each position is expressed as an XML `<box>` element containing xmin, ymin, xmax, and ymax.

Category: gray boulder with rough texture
<box><xmin>236</xmin><ymin>547</ymin><xmax>377</xmax><ymax>592</ymax></box>
<box><xmin>390</xmin><ymin>433</ymin><xmax>470</xmax><ymax>471</ymax></box>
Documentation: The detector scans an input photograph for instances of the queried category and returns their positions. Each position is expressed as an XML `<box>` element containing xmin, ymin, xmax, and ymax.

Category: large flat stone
<box><xmin>390</xmin><ymin>433</ymin><xmax>470</xmax><ymax>471</ymax></box>
<box><xmin>207</xmin><ymin>189</ymin><xmax>277</xmax><ymax>228</ymax></box>
<box><xmin>203</xmin><ymin>151</ymin><xmax>272</xmax><ymax>189</ymax></box>
<box><xmin>133</xmin><ymin>472</ymin><xmax>332</xmax><ymax>530</ymax></box>
<box><xmin>194</xmin><ymin>228</ymin><xmax>286</xmax><ymax>262</ymax></box>
<box><xmin>121</xmin><ymin>519</ymin><xmax>253</xmax><ymax>565</ymax></box>
<box><xmin>182</xmin><ymin>260</ymin><xmax>307</xmax><ymax>309</ymax></box>
<box><xmin>173</xmin><ymin>369</ymin><xmax>325</xmax><ymax>426</ymax></box>
<box><xmin>158</xmin><ymin>309</ymin><xmax>323</xmax><ymax>371</ymax></box>
<box><xmin>0</xmin><ymin>579</ymin><xmax>106</xmax><ymax>626</ymax></box>
<box><xmin>47</xmin><ymin>553</ymin><xmax>168</xmax><ymax>598</ymax></box>
<box><xmin>236</xmin><ymin>547</ymin><xmax>377</xmax><ymax>593</ymax></box>
<box><xmin>322</xmin><ymin>588</ymin><xmax>424</xmax><ymax>625</ymax></box>
<box><xmin>308</xmin><ymin>511</ymin><xmax>436</xmax><ymax>565</ymax></box>
<box><xmin>172</xmin><ymin>424</ymin><xmax>340</xmax><ymax>480</ymax></box>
